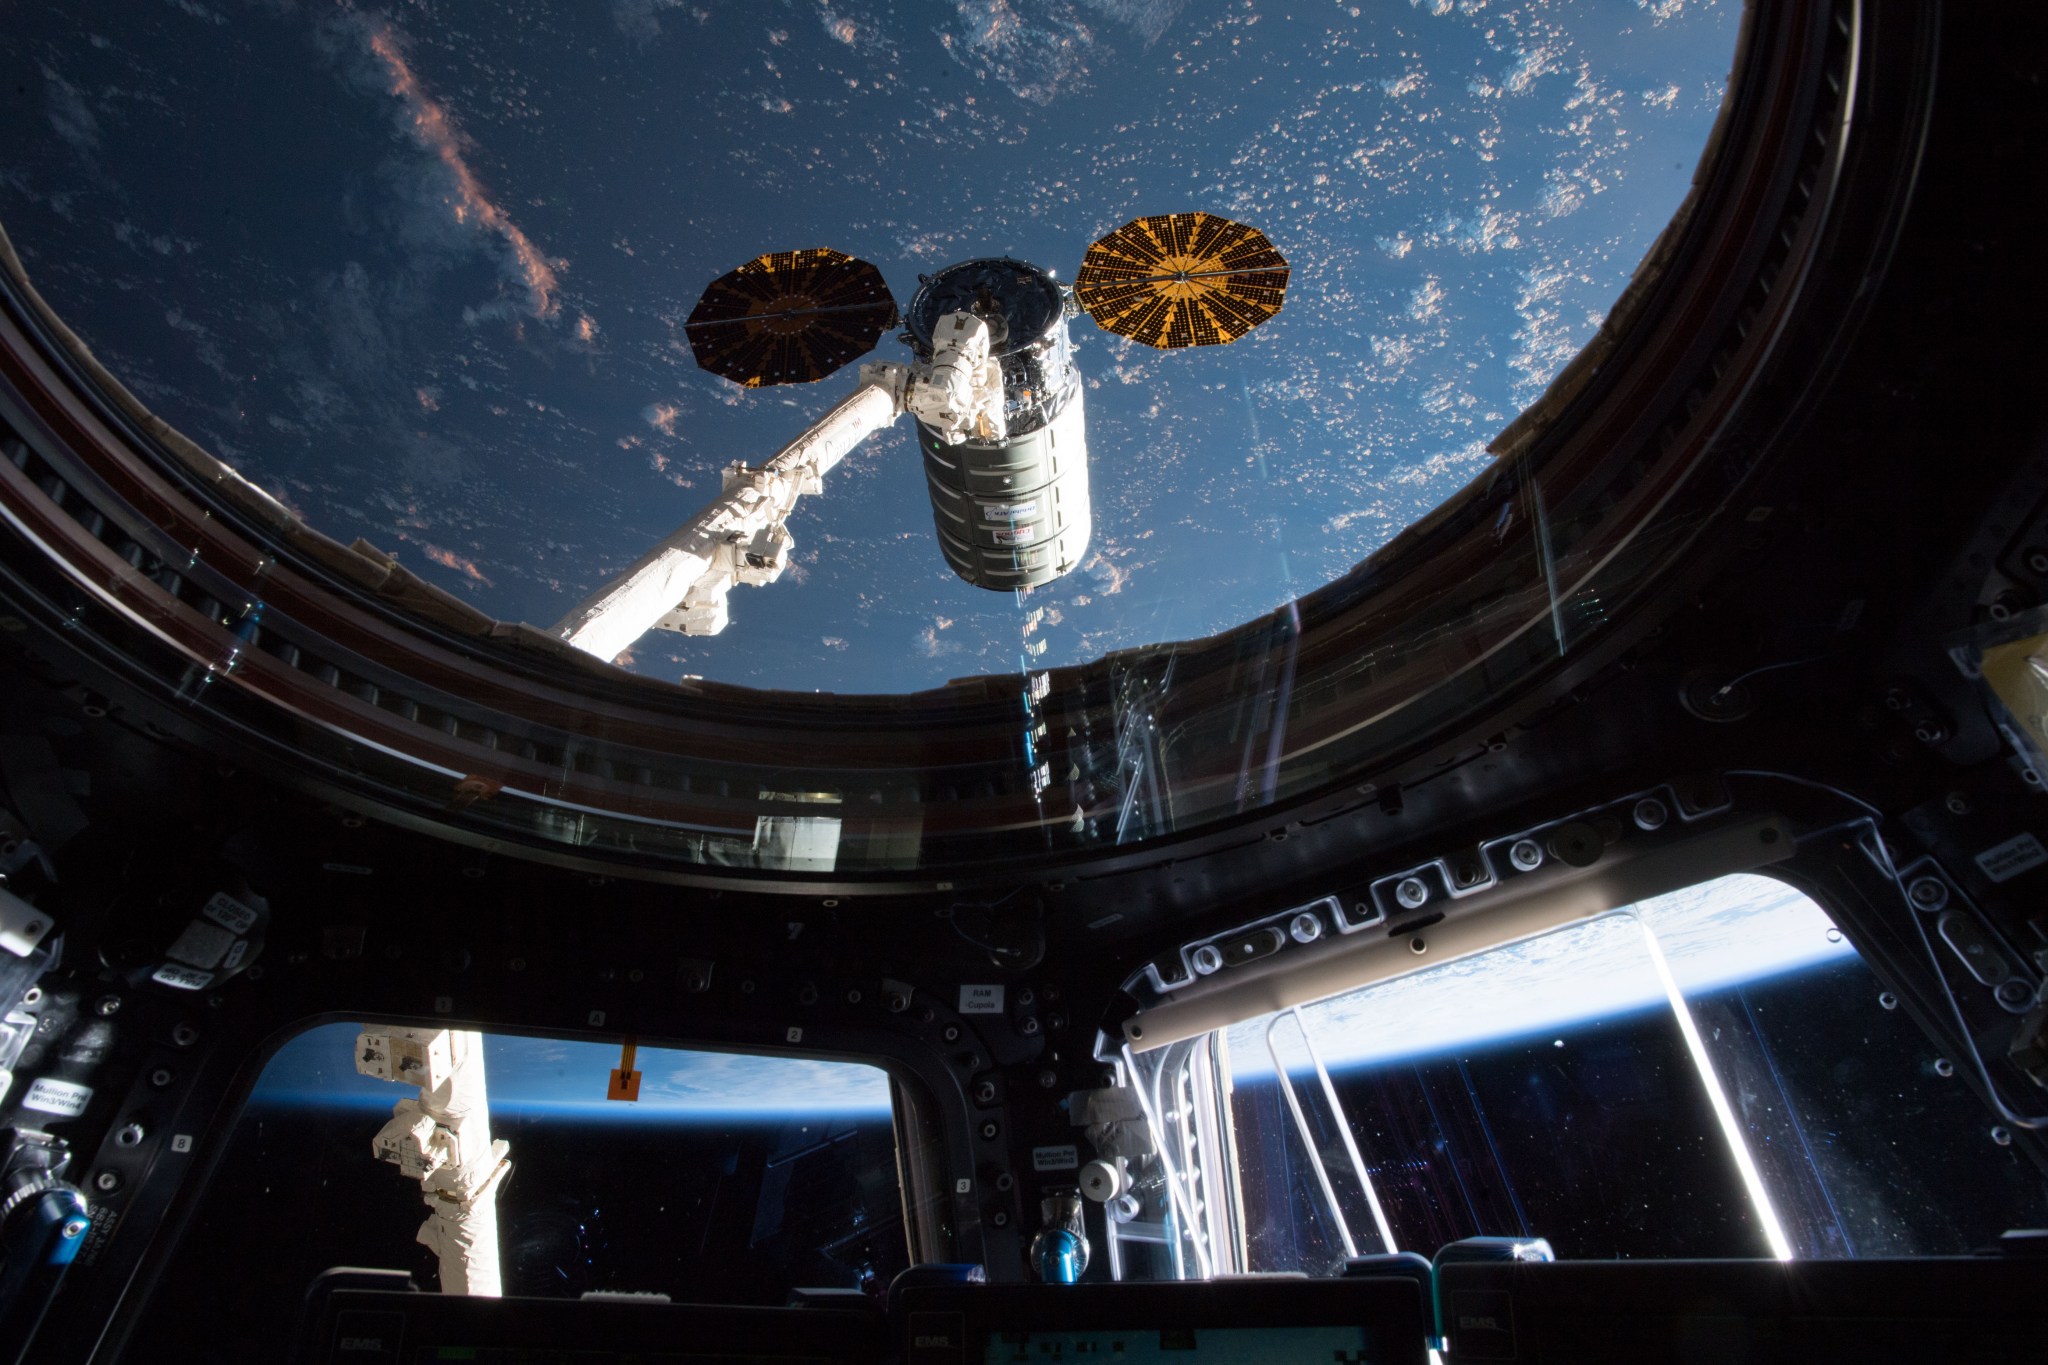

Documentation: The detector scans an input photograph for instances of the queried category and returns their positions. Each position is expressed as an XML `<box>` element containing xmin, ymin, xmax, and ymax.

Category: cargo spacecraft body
<box><xmin>553</xmin><ymin>214</ymin><xmax>1289</xmax><ymax>661</ymax></box>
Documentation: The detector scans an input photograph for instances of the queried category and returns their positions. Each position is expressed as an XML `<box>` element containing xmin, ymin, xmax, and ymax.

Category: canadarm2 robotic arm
<box><xmin>552</xmin><ymin>312</ymin><xmax>1003</xmax><ymax>661</ymax></box>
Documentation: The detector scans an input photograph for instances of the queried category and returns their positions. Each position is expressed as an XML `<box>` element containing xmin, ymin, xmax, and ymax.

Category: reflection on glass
<box><xmin>135</xmin><ymin>1025</ymin><xmax>903</xmax><ymax>1358</ymax></box>
<box><xmin>1188</xmin><ymin>875</ymin><xmax>2048</xmax><ymax>1273</ymax></box>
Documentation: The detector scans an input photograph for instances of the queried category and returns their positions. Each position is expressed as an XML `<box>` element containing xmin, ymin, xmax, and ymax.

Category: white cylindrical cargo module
<box><xmin>906</xmin><ymin>259</ymin><xmax>1092</xmax><ymax>590</ymax></box>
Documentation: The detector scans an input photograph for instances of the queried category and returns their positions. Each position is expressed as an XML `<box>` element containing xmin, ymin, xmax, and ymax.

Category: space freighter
<box><xmin>554</xmin><ymin>214</ymin><xmax>1289</xmax><ymax>660</ymax></box>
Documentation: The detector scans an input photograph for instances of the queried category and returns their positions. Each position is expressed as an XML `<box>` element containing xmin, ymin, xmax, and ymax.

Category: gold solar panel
<box><xmin>684</xmin><ymin>248</ymin><xmax>898</xmax><ymax>387</ymax></box>
<box><xmin>1074</xmin><ymin>213</ymin><xmax>1290</xmax><ymax>350</ymax></box>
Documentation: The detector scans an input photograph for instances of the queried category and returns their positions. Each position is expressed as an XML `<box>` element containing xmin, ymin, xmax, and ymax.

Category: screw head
<box><xmin>1289</xmin><ymin>912</ymin><xmax>1323</xmax><ymax>944</ymax></box>
<box><xmin>1944</xmin><ymin>791</ymin><xmax>1973</xmax><ymax>816</ymax></box>
<box><xmin>991</xmin><ymin>1209</ymin><xmax>1010</xmax><ymax>1228</ymax></box>
<box><xmin>1878</xmin><ymin>991</ymin><xmax>1899</xmax><ymax>1010</ymax></box>
<box><xmin>171</xmin><ymin>1022</ymin><xmax>200</xmax><ymax>1048</ymax></box>
<box><xmin>95</xmin><ymin>995</ymin><xmax>123</xmax><ymax>1017</ymax></box>
<box><xmin>1038</xmin><ymin>1070</ymin><xmax>1058</xmax><ymax>1089</ymax></box>
<box><xmin>93</xmin><ymin>1171</ymin><xmax>121</xmax><ymax>1193</ymax></box>
<box><xmin>1190</xmin><ymin>944</ymin><xmax>1224</xmax><ymax>976</ymax></box>
<box><xmin>1393</xmin><ymin>876</ymin><xmax>1430</xmax><ymax>911</ymax></box>
<box><xmin>1508</xmin><ymin>839</ymin><xmax>1544</xmax><ymax>872</ymax></box>
<box><xmin>115</xmin><ymin>1123</ymin><xmax>145</xmax><ymax>1148</ymax></box>
<box><xmin>942</xmin><ymin>1024</ymin><xmax>962</xmax><ymax>1043</ymax></box>
<box><xmin>1019</xmin><ymin>1015</ymin><xmax>1041</xmax><ymax>1036</ymax></box>
<box><xmin>1907</xmin><ymin>878</ymin><xmax>1948</xmax><ymax>912</ymax></box>
<box><xmin>60</xmin><ymin>1217</ymin><xmax>89</xmax><ymax>1240</ymax></box>
<box><xmin>150</xmin><ymin>1068</ymin><xmax>175</xmax><ymax>1088</ymax></box>
<box><xmin>973</xmin><ymin>1080</ymin><xmax>998</xmax><ymax>1105</ymax></box>
<box><xmin>1632</xmin><ymin>798</ymin><xmax>1669</xmax><ymax>832</ymax></box>
<box><xmin>979</xmin><ymin>1120</ymin><xmax>999</xmax><ymax>1141</ymax></box>
<box><xmin>1992</xmin><ymin>1126</ymin><xmax>2014</xmax><ymax>1147</ymax></box>
<box><xmin>1933</xmin><ymin>1057</ymin><xmax>1956</xmax><ymax>1078</ymax></box>
<box><xmin>1997</xmin><ymin>979</ymin><xmax>2034</xmax><ymax>1011</ymax></box>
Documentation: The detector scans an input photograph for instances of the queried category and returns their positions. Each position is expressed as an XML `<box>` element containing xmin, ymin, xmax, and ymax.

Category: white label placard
<box><xmin>1976</xmin><ymin>833</ymin><xmax>2048</xmax><ymax>883</ymax></box>
<box><xmin>1032</xmin><ymin>1144</ymin><xmax>1080</xmax><ymax>1172</ymax></box>
<box><xmin>201</xmin><ymin>892</ymin><xmax>259</xmax><ymax>934</ymax></box>
<box><xmin>150</xmin><ymin>963</ymin><xmax>214</xmax><ymax>991</ymax></box>
<box><xmin>21</xmin><ymin>1077</ymin><xmax>92</xmax><ymax>1118</ymax></box>
<box><xmin>959</xmin><ymin>985</ymin><xmax>1005</xmax><ymax>1014</ymax></box>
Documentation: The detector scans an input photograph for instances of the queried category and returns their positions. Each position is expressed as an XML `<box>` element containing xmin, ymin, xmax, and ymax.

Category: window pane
<box><xmin>138</xmin><ymin>1024</ymin><xmax>904</xmax><ymax>1359</ymax></box>
<box><xmin>1220</xmin><ymin>875</ymin><xmax>2048</xmax><ymax>1271</ymax></box>
<box><xmin>1638</xmin><ymin>875</ymin><xmax>2048</xmax><ymax>1257</ymax></box>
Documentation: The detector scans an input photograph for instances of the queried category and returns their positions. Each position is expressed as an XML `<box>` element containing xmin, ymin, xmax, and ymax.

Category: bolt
<box><xmin>1998</xmin><ymin>980</ymin><xmax>2035</xmax><ymax>1009</ymax></box>
<box><xmin>1038</xmin><ymin>1070</ymin><xmax>1058</xmax><ymax>1089</ymax></box>
<box><xmin>1933</xmin><ymin>1057</ymin><xmax>1955</xmax><ymax>1078</ymax></box>
<box><xmin>973</xmin><ymin>1080</ymin><xmax>998</xmax><ymax>1105</ymax></box>
<box><xmin>1508</xmin><ymin>839</ymin><xmax>1544</xmax><ymax>872</ymax></box>
<box><xmin>1019</xmin><ymin>1016</ymin><xmax>1041</xmax><ymax>1036</ymax></box>
<box><xmin>1393</xmin><ymin>876</ymin><xmax>1430</xmax><ymax>911</ymax></box>
<box><xmin>1907</xmin><ymin>878</ymin><xmax>1949</xmax><ymax>912</ymax></box>
<box><xmin>149</xmin><ymin>1068</ymin><xmax>175</xmax><ymax>1089</ymax></box>
<box><xmin>994</xmin><ymin>1172</ymin><xmax>1015</xmax><ymax>1193</ymax></box>
<box><xmin>1914</xmin><ymin>721</ymin><xmax>1948</xmax><ymax>745</ymax></box>
<box><xmin>1016</xmin><ymin>988</ymin><xmax>1036</xmax><ymax>1008</ymax></box>
<box><xmin>961</xmin><ymin>1053</ymin><xmax>983</xmax><ymax>1071</ymax></box>
<box><xmin>980</xmin><ymin>1120</ymin><xmax>1000</xmax><ymax>1141</ymax></box>
<box><xmin>1632</xmin><ymin>798</ymin><xmax>1669</xmax><ymax>832</ymax></box>
<box><xmin>94</xmin><ymin>995</ymin><xmax>122</xmax><ymax>1017</ymax></box>
<box><xmin>115</xmin><ymin>1123</ymin><xmax>145</xmax><ymax>1148</ymax></box>
<box><xmin>942</xmin><ymin>1024</ymin><xmax>962</xmax><ymax>1044</ymax></box>
<box><xmin>1992</xmin><ymin>1126</ymin><xmax>2014</xmax><ymax>1147</ymax></box>
<box><xmin>171</xmin><ymin>1022</ymin><xmax>200</xmax><ymax>1048</ymax></box>
<box><xmin>1289</xmin><ymin>912</ymin><xmax>1323</xmax><ymax>944</ymax></box>
<box><xmin>1878</xmin><ymin>992</ymin><xmax>1899</xmax><ymax>1010</ymax></box>
<box><xmin>991</xmin><ymin>1209</ymin><xmax>1010</xmax><ymax>1228</ymax></box>
<box><xmin>1190</xmin><ymin>944</ymin><xmax>1224</xmax><ymax>976</ymax></box>
<box><xmin>60</xmin><ymin>1217</ymin><xmax>89</xmax><ymax>1241</ymax></box>
<box><xmin>1409</xmin><ymin>936</ymin><xmax>1428</xmax><ymax>955</ymax></box>
<box><xmin>1945</xmin><ymin>791</ymin><xmax>1973</xmax><ymax>816</ymax></box>
<box><xmin>846</xmin><ymin>989</ymin><xmax>863</xmax><ymax>1005</ymax></box>
<box><xmin>93</xmin><ymin>1171</ymin><xmax>121</xmax><ymax>1194</ymax></box>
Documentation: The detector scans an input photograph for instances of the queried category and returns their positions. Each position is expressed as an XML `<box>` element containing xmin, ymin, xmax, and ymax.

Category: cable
<box><xmin>1723</xmin><ymin>769</ymin><xmax>2048</xmax><ymax>1130</ymax></box>
<box><xmin>1711</xmin><ymin>654</ymin><xmax>1835</xmax><ymax>699</ymax></box>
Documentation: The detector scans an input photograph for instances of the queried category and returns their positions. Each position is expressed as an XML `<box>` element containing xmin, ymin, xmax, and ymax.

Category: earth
<box><xmin>1</xmin><ymin>0</ymin><xmax>1736</xmax><ymax>693</ymax></box>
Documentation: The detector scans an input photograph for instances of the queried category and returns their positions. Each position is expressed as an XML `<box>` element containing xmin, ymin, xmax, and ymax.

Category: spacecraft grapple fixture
<box><xmin>553</xmin><ymin>214</ymin><xmax>1289</xmax><ymax>659</ymax></box>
